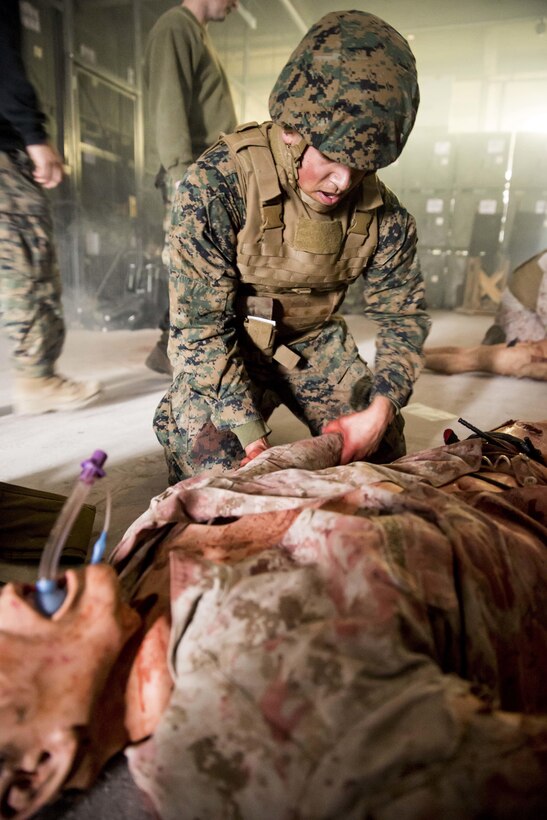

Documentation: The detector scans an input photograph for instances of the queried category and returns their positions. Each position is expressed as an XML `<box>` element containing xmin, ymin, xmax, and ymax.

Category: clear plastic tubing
<box><xmin>35</xmin><ymin>450</ymin><xmax>107</xmax><ymax>615</ymax></box>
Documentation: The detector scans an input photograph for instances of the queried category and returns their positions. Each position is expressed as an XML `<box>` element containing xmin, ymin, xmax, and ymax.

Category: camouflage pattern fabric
<box><xmin>269</xmin><ymin>11</ymin><xmax>419</xmax><ymax>171</ymax></box>
<box><xmin>154</xmin><ymin>168</ymin><xmax>178</xmax><ymax>269</ymax></box>
<box><xmin>497</xmin><ymin>267</ymin><xmax>547</xmax><ymax>342</ymax></box>
<box><xmin>0</xmin><ymin>150</ymin><xmax>64</xmax><ymax>376</ymax></box>
<box><xmin>156</xmin><ymin>316</ymin><xmax>405</xmax><ymax>483</ymax></box>
<box><xmin>154</xmin><ymin>142</ymin><xmax>429</xmax><ymax>481</ymax></box>
<box><xmin>112</xmin><ymin>432</ymin><xmax>547</xmax><ymax>819</ymax></box>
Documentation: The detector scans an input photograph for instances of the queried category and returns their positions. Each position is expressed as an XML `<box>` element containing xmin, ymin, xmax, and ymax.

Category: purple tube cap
<box><xmin>80</xmin><ymin>450</ymin><xmax>108</xmax><ymax>484</ymax></box>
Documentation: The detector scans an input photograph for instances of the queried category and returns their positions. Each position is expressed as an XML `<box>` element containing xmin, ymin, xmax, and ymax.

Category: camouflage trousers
<box><xmin>0</xmin><ymin>150</ymin><xmax>65</xmax><ymax>376</ymax></box>
<box><xmin>154</xmin><ymin>167</ymin><xmax>177</xmax><ymax>269</ymax></box>
<box><xmin>154</xmin><ymin>319</ymin><xmax>405</xmax><ymax>483</ymax></box>
<box><xmin>155</xmin><ymin>168</ymin><xmax>178</xmax><ymax>340</ymax></box>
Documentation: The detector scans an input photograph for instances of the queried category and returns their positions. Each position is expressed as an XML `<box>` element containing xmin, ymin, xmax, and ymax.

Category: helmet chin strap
<box><xmin>287</xmin><ymin>134</ymin><xmax>308</xmax><ymax>164</ymax></box>
<box><xmin>284</xmin><ymin>134</ymin><xmax>308</xmax><ymax>188</ymax></box>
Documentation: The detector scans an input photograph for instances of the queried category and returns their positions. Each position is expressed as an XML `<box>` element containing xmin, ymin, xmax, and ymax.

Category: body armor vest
<box><xmin>222</xmin><ymin>123</ymin><xmax>382</xmax><ymax>362</ymax></box>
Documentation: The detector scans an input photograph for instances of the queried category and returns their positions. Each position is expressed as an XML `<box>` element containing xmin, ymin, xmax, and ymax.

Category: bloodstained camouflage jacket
<box><xmin>113</xmin><ymin>429</ymin><xmax>547</xmax><ymax>819</ymax></box>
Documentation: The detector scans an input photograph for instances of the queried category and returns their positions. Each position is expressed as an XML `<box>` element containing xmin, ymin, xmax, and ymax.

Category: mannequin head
<box><xmin>0</xmin><ymin>564</ymin><xmax>171</xmax><ymax>819</ymax></box>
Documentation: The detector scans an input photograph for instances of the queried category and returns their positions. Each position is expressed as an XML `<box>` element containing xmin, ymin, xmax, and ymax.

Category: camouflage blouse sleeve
<box><xmin>363</xmin><ymin>183</ymin><xmax>431</xmax><ymax>409</ymax></box>
<box><xmin>167</xmin><ymin>142</ymin><xmax>269</xmax><ymax>436</ymax></box>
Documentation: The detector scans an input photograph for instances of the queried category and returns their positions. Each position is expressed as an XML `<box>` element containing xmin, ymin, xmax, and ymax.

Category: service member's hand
<box><xmin>240</xmin><ymin>436</ymin><xmax>271</xmax><ymax>467</ymax></box>
<box><xmin>26</xmin><ymin>143</ymin><xmax>64</xmax><ymax>189</ymax></box>
<box><xmin>323</xmin><ymin>395</ymin><xmax>395</xmax><ymax>464</ymax></box>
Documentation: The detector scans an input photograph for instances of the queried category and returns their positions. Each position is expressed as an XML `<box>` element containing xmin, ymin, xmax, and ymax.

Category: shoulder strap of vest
<box><xmin>221</xmin><ymin>122</ymin><xmax>283</xmax><ymax>231</ymax></box>
<box><xmin>348</xmin><ymin>174</ymin><xmax>384</xmax><ymax>236</ymax></box>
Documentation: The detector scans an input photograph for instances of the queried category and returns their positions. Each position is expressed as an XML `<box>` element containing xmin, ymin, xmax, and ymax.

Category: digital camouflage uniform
<box><xmin>484</xmin><ymin>249</ymin><xmax>547</xmax><ymax>344</ymax></box>
<box><xmin>0</xmin><ymin>0</ymin><xmax>65</xmax><ymax>378</ymax></box>
<box><xmin>117</xmin><ymin>430</ymin><xmax>547</xmax><ymax>819</ymax></box>
<box><xmin>0</xmin><ymin>150</ymin><xmax>64</xmax><ymax>376</ymax></box>
<box><xmin>154</xmin><ymin>11</ymin><xmax>431</xmax><ymax>482</ymax></box>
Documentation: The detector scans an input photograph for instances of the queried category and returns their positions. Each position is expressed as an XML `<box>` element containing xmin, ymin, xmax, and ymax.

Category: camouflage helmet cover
<box><xmin>269</xmin><ymin>10</ymin><xmax>419</xmax><ymax>171</ymax></box>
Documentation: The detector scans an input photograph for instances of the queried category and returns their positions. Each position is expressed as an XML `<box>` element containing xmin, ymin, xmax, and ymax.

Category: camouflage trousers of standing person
<box><xmin>155</xmin><ymin>167</ymin><xmax>178</xmax><ymax>342</ymax></box>
<box><xmin>0</xmin><ymin>150</ymin><xmax>65</xmax><ymax>377</ymax></box>
<box><xmin>155</xmin><ymin>168</ymin><xmax>178</xmax><ymax>269</ymax></box>
<box><xmin>154</xmin><ymin>318</ymin><xmax>406</xmax><ymax>483</ymax></box>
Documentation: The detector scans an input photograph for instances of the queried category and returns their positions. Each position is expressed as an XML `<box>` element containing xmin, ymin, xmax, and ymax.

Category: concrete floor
<box><xmin>0</xmin><ymin>309</ymin><xmax>545</xmax><ymax>584</ymax></box>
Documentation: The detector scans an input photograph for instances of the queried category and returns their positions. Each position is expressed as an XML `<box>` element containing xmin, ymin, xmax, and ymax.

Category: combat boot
<box><xmin>13</xmin><ymin>374</ymin><xmax>102</xmax><ymax>414</ymax></box>
<box><xmin>145</xmin><ymin>340</ymin><xmax>173</xmax><ymax>376</ymax></box>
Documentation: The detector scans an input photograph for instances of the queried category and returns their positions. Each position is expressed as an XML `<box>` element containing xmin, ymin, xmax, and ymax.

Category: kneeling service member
<box><xmin>154</xmin><ymin>10</ymin><xmax>431</xmax><ymax>482</ymax></box>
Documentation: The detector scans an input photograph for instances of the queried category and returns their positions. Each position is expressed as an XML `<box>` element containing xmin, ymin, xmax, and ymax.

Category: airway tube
<box><xmin>90</xmin><ymin>487</ymin><xmax>112</xmax><ymax>565</ymax></box>
<box><xmin>34</xmin><ymin>450</ymin><xmax>107</xmax><ymax>616</ymax></box>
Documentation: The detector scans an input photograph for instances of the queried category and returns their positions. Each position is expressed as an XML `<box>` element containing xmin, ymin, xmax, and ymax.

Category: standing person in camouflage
<box><xmin>0</xmin><ymin>0</ymin><xmax>100</xmax><ymax>414</ymax></box>
<box><xmin>143</xmin><ymin>0</ymin><xmax>238</xmax><ymax>376</ymax></box>
<box><xmin>154</xmin><ymin>10</ymin><xmax>431</xmax><ymax>483</ymax></box>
